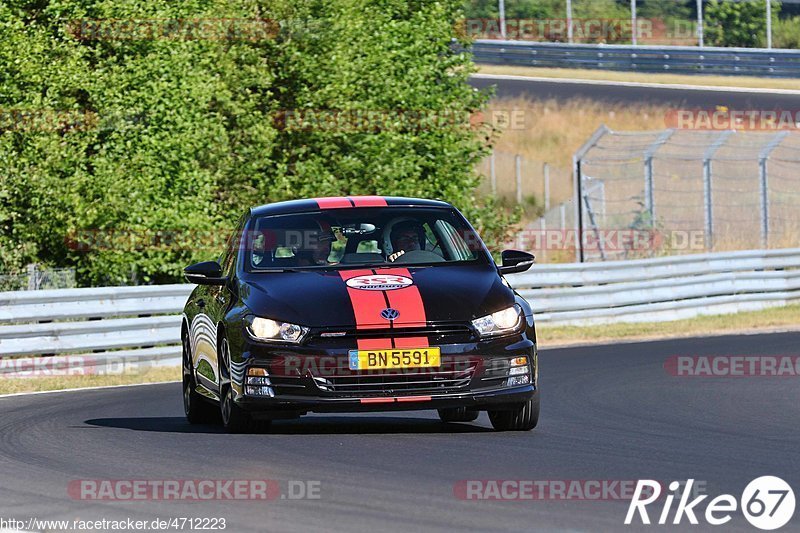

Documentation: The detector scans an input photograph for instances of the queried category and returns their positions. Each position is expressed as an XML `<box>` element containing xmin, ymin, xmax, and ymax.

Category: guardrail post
<box><xmin>703</xmin><ymin>131</ymin><xmax>733</xmax><ymax>251</ymax></box>
<box><xmin>758</xmin><ymin>131</ymin><xmax>789</xmax><ymax>248</ymax></box>
<box><xmin>643</xmin><ymin>130</ymin><xmax>675</xmax><ymax>226</ymax></box>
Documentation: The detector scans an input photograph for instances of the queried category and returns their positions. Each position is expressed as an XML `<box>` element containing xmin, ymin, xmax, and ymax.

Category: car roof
<box><xmin>249</xmin><ymin>196</ymin><xmax>454</xmax><ymax>217</ymax></box>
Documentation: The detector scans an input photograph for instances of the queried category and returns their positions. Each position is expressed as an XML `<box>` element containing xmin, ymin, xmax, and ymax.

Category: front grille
<box><xmin>308</xmin><ymin>323</ymin><xmax>476</xmax><ymax>347</ymax></box>
<box><xmin>310</xmin><ymin>360</ymin><xmax>477</xmax><ymax>396</ymax></box>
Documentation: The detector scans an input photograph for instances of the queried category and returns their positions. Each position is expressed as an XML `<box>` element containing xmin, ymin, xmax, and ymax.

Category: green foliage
<box><xmin>774</xmin><ymin>16</ymin><xmax>800</xmax><ymax>49</ymax></box>
<box><xmin>704</xmin><ymin>0</ymin><xmax>779</xmax><ymax>48</ymax></box>
<box><xmin>1</xmin><ymin>0</ymin><xmax>514</xmax><ymax>286</ymax></box>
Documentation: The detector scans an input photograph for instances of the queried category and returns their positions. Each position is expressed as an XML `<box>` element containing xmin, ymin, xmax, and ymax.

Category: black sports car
<box><xmin>181</xmin><ymin>196</ymin><xmax>539</xmax><ymax>432</ymax></box>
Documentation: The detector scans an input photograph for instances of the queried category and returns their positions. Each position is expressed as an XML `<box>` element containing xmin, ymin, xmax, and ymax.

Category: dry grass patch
<box><xmin>0</xmin><ymin>365</ymin><xmax>180</xmax><ymax>395</ymax></box>
<box><xmin>538</xmin><ymin>304</ymin><xmax>800</xmax><ymax>347</ymax></box>
<box><xmin>478</xmin><ymin>65</ymin><xmax>800</xmax><ymax>91</ymax></box>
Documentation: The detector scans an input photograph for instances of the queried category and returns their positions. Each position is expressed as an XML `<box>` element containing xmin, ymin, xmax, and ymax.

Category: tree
<box><xmin>0</xmin><ymin>0</ymin><xmax>513</xmax><ymax>285</ymax></box>
<box><xmin>704</xmin><ymin>0</ymin><xmax>779</xmax><ymax>48</ymax></box>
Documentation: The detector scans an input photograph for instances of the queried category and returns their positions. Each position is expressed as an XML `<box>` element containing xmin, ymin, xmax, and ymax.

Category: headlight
<box><xmin>471</xmin><ymin>305</ymin><xmax>522</xmax><ymax>337</ymax></box>
<box><xmin>247</xmin><ymin>316</ymin><xmax>309</xmax><ymax>343</ymax></box>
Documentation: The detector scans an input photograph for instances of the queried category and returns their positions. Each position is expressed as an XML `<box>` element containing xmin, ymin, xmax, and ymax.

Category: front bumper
<box><xmin>229</xmin><ymin>320</ymin><xmax>538</xmax><ymax>416</ymax></box>
<box><xmin>237</xmin><ymin>385</ymin><xmax>537</xmax><ymax>417</ymax></box>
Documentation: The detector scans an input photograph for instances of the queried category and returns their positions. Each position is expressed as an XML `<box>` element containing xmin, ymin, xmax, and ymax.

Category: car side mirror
<box><xmin>184</xmin><ymin>261</ymin><xmax>227</xmax><ymax>285</ymax></box>
<box><xmin>498</xmin><ymin>250</ymin><xmax>535</xmax><ymax>275</ymax></box>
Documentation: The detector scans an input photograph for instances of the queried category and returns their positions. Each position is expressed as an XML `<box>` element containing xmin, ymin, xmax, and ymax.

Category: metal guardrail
<box><xmin>471</xmin><ymin>40</ymin><xmax>800</xmax><ymax>78</ymax></box>
<box><xmin>507</xmin><ymin>248</ymin><xmax>800</xmax><ymax>325</ymax></box>
<box><xmin>0</xmin><ymin>247</ymin><xmax>798</xmax><ymax>371</ymax></box>
<box><xmin>0</xmin><ymin>284</ymin><xmax>193</xmax><ymax>373</ymax></box>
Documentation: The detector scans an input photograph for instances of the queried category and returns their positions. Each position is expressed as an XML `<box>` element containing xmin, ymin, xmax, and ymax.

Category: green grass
<box><xmin>539</xmin><ymin>304</ymin><xmax>800</xmax><ymax>346</ymax></box>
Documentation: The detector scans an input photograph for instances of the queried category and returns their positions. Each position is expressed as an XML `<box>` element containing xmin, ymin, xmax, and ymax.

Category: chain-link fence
<box><xmin>0</xmin><ymin>264</ymin><xmax>77</xmax><ymax>291</ymax></box>
<box><xmin>541</xmin><ymin>126</ymin><xmax>800</xmax><ymax>262</ymax></box>
<box><xmin>476</xmin><ymin>150</ymin><xmax>572</xmax><ymax>211</ymax></box>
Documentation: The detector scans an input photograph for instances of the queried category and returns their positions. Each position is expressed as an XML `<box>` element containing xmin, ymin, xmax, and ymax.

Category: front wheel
<box><xmin>219</xmin><ymin>338</ymin><xmax>271</xmax><ymax>434</ymax></box>
<box><xmin>488</xmin><ymin>395</ymin><xmax>539</xmax><ymax>431</ymax></box>
<box><xmin>183</xmin><ymin>335</ymin><xmax>218</xmax><ymax>424</ymax></box>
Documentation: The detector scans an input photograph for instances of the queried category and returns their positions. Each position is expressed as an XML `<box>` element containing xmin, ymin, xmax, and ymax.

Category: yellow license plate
<box><xmin>348</xmin><ymin>347</ymin><xmax>441</xmax><ymax>370</ymax></box>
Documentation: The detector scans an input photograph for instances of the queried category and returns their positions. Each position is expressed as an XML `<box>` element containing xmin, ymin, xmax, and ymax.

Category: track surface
<box><xmin>470</xmin><ymin>75</ymin><xmax>800</xmax><ymax>108</ymax></box>
<box><xmin>1</xmin><ymin>331</ymin><xmax>798</xmax><ymax>532</ymax></box>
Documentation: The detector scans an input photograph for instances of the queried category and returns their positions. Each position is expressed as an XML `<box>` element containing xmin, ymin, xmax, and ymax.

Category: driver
<box><xmin>294</xmin><ymin>220</ymin><xmax>336</xmax><ymax>266</ymax></box>
<box><xmin>387</xmin><ymin>220</ymin><xmax>426</xmax><ymax>262</ymax></box>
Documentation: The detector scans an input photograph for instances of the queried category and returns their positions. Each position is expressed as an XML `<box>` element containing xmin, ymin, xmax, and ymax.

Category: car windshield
<box><xmin>245</xmin><ymin>207</ymin><xmax>487</xmax><ymax>271</ymax></box>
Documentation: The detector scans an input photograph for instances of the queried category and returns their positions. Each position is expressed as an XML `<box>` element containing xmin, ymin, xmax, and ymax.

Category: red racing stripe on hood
<box><xmin>381</xmin><ymin>268</ymin><xmax>427</xmax><ymax>330</ymax></box>
<box><xmin>356</xmin><ymin>338</ymin><xmax>393</xmax><ymax>350</ymax></box>
<box><xmin>339</xmin><ymin>270</ymin><xmax>386</xmax><ymax>331</ymax></box>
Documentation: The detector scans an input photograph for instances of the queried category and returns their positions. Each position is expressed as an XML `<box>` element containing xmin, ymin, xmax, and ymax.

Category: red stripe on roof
<box><xmin>349</xmin><ymin>196</ymin><xmax>387</xmax><ymax>207</ymax></box>
<box><xmin>315</xmin><ymin>197</ymin><xmax>352</xmax><ymax>209</ymax></box>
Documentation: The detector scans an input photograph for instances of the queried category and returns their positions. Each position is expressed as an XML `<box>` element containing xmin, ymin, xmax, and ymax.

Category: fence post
<box><xmin>498</xmin><ymin>0</ymin><xmax>507</xmax><ymax>39</ymax></box>
<box><xmin>26</xmin><ymin>263</ymin><xmax>37</xmax><ymax>291</ymax></box>
<box><xmin>766</xmin><ymin>0</ymin><xmax>772</xmax><ymax>49</ymax></box>
<box><xmin>566</xmin><ymin>0</ymin><xmax>573</xmax><ymax>44</ymax></box>
<box><xmin>572</xmin><ymin>125</ymin><xmax>610</xmax><ymax>262</ymax></box>
<box><xmin>490</xmin><ymin>151</ymin><xmax>497</xmax><ymax>195</ymax></box>
<box><xmin>758</xmin><ymin>131</ymin><xmax>789</xmax><ymax>248</ymax></box>
<box><xmin>543</xmin><ymin>162</ymin><xmax>551</xmax><ymax>211</ymax></box>
<box><xmin>643</xmin><ymin>129</ymin><xmax>675</xmax><ymax>226</ymax></box>
<box><xmin>702</xmin><ymin>131</ymin><xmax>733</xmax><ymax>251</ymax></box>
<box><xmin>515</xmin><ymin>155</ymin><xmax>522</xmax><ymax>205</ymax></box>
<box><xmin>696</xmin><ymin>0</ymin><xmax>704</xmax><ymax>48</ymax></box>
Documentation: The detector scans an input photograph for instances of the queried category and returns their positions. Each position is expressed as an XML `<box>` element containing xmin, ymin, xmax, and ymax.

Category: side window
<box><xmin>219</xmin><ymin>215</ymin><xmax>246</xmax><ymax>276</ymax></box>
<box><xmin>435</xmin><ymin>220</ymin><xmax>472</xmax><ymax>261</ymax></box>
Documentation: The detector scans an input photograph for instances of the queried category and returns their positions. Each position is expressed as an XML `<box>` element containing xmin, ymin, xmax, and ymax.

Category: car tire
<box><xmin>183</xmin><ymin>334</ymin><xmax>219</xmax><ymax>424</ymax></box>
<box><xmin>218</xmin><ymin>338</ymin><xmax>271</xmax><ymax>434</ymax></box>
<box><xmin>437</xmin><ymin>407</ymin><xmax>479</xmax><ymax>423</ymax></box>
<box><xmin>488</xmin><ymin>394</ymin><xmax>539</xmax><ymax>431</ymax></box>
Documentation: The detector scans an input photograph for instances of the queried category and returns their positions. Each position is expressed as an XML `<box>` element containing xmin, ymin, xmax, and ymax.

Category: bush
<box><xmin>773</xmin><ymin>16</ymin><xmax>800</xmax><ymax>49</ymax></box>
<box><xmin>704</xmin><ymin>0</ymin><xmax>779</xmax><ymax>48</ymax></box>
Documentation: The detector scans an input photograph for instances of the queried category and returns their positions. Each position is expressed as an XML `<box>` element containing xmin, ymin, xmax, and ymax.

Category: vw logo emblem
<box><xmin>380</xmin><ymin>308</ymin><xmax>400</xmax><ymax>320</ymax></box>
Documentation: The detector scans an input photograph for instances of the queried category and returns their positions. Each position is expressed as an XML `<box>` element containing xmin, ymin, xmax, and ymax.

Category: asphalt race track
<box><xmin>470</xmin><ymin>74</ymin><xmax>800</xmax><ymax>108</ymax></box>
<box><xmin>1</xmin><ymin>331</ymin><xmax>798</xmax><ymax>532</ymax></box>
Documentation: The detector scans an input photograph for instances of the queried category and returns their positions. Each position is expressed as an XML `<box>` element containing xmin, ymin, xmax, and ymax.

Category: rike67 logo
<box><xmin>626</xmin><ymin>477</ymin><xmax>795</xmax><ymax>530</ymax></box>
